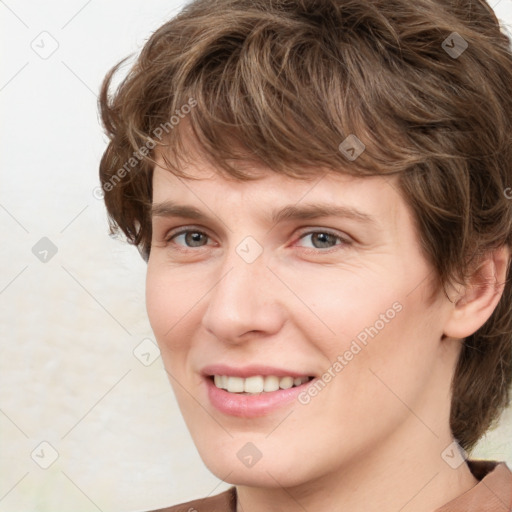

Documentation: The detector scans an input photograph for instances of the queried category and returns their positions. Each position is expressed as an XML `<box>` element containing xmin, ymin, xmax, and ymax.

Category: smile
<box><xmin>212</xmin><ymin>375</ymin><xmax>313</xmax><ymax>394</ymax></box>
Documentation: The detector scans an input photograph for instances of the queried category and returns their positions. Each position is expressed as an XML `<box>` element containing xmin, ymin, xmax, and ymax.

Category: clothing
<box><xmin>436</xmin><ymin>460</ymin><xmax>512</xmax><ymax>511</ymax></box>
<box><xmin>148</xmin><ymin>460</ymin><xmax>512</xmax><ymax>512</ymax></box>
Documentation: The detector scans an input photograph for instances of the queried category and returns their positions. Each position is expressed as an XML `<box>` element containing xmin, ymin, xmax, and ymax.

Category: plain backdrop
<box><xmin>1</xmin><ymin>1</ymin><xmax>511</xmax><ymax>511</ymax></box>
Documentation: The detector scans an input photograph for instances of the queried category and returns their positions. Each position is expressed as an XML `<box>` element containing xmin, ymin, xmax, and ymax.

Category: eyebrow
<box><xmin>151</xmin><ymin>200</ymin><xmax>377</xmax><ymax>226</ymax></box>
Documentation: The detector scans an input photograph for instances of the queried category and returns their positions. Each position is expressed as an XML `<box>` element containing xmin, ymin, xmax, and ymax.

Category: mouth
<box><xmin>209</xmin><ymin>374</ymin><xmax>315</xmax><ymax>395</ymax></box>
<box><xmin>200</xmin><ymin>364</ymin><xmax>318</xmax><ymax>417</ymax></box>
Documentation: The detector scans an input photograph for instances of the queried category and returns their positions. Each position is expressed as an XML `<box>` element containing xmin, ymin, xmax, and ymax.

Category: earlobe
<box><xmin>443</xmin><ymin>245</ymin><xmax>511</xmax><ymax>340</ymax></box>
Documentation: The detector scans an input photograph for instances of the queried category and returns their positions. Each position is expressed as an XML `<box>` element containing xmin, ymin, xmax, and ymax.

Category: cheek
<box><xmin>145</xmin><ymin>268</ymin><xmax>169</xmax><ymax>339</ymax></box>
<box><xmin>279</xmin><ymin>263</ymin><xmax>404</xmax><ymax>353</ymax></box>
<box><xmin>145</xmin><ymin>264</ymin><xmax>194</xmax><ymax>353</ymax></box>
<box><xmin>287</xmin><ymin>263</ymin><xmax>440</xmax><ymax>400</ymax></box>
<box><xmin>323</xmin><ymin>288</ymin><xmax>442</xmax><ymax>428</ymax></box>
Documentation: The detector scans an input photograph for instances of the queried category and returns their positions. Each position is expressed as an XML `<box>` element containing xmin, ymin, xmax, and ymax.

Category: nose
<box><xmin>200</xmin><ymin>248</ymin><xmax>286</xmax><ymax>344</ymax></box>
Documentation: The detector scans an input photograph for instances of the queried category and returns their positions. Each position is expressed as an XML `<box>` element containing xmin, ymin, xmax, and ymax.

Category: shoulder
<box><xmin>144</xmin><ymin>487</ymin><xmax>237</xmax><ymax>512</ymax></box>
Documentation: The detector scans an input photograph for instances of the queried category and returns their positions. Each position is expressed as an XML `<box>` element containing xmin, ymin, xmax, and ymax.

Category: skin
<box><xmin>145</xmin><ymin>135</ymin><xmax>509</xmax><ymax>512</ymax></box>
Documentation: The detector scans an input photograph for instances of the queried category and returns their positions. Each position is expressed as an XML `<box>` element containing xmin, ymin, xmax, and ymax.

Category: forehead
<box><xmin>152</xmin><ymin>151</ymin><xmax>407</xmax><ymax>241</ymax></box>
<box><xmin>152</xmin><ymin>120</ymin><xmax>396</xmax><ymax>203</ymax></box>
<box><xmin>151</xmin><ymin>125</ymin><xmax>408</xmax><ymax>232</ymax></box>
<box><xmin>154</xmin><ymin>135</ymin><xmax>395</xmax><ymax>193</ymax></box>
<box><xmin>152</xmin><ymin>161</ymin><xmax>389</xmax><ymax>207</ymax></box>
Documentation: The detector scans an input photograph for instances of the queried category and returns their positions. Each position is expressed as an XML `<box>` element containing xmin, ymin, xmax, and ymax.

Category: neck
<box><xmin>235</xmin><ymin>420</ymin><xmax>478</xmax><ymax>512</ymax></box>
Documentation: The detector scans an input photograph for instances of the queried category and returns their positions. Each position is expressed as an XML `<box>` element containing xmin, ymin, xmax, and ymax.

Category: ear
<box><xmin>443</xmin><ymin>245</ymin><xmax>511</xmax><ymax>339</ymax></box>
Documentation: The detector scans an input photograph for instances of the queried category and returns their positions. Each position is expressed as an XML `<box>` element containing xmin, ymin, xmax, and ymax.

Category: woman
<box><xmin>98</xmin><ymin>0</ymin><xmax>512</xmax><ymax>510</ymax></box>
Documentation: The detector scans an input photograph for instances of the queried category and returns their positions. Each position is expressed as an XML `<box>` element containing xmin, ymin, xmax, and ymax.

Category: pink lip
<box><xmin>200</xmin><ymin>364</ymin><xmax>316</xmax><ymax>418</ymax></box>
<box><xmin>201</xmin><ymin>371</ymin><xmax>316</xmax><ymax>418</ymax></box>
<box><xmin>201</xmin><ymin>364</ymin><xmax>313</xmax><ymax>379</ymax></box>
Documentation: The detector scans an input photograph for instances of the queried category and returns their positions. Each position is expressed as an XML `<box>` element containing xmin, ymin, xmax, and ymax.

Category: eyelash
<box><xmin>163</xmin><ymin>227</ymin><xmax>352</xmax><ymax>253</ymax></box>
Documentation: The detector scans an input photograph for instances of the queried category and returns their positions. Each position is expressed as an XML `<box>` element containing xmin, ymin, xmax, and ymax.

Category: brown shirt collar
<box><xmin>435</xmin><ymin>460</ymin><xmax>512</xmax><ymax>511</ymax></box>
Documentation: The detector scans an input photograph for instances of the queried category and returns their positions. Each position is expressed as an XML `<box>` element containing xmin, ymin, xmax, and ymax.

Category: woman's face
<box><xmin>146</xmin><ymin>144</ymin><xmax>457</xmax><ymax>488</ymax></box>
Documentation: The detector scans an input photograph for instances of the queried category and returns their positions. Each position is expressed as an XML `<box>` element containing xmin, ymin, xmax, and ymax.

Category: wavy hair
<box><xmin>98</xmin><ymin>0</ymin><xmax>512</xmax><ymax>451</ymax></box>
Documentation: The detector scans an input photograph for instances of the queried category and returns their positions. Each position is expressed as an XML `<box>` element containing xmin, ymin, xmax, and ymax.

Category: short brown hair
<box><xmin>98</xmin><ymin>0</ymin><xmax>512</xmax><ymax>451</ymax></box>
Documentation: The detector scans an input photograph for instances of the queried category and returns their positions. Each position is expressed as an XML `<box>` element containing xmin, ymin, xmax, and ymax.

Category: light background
<box><xmin>1</xmin><ymin>1</ymin><xmax>511</xmax><ymax>511</ymax></box>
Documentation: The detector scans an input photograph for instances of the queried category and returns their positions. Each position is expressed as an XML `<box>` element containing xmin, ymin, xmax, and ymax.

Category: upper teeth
<box><xmin>213</xmin><ymin>375</ymin><xmax>310</xmax><ymax>393</ymax></box>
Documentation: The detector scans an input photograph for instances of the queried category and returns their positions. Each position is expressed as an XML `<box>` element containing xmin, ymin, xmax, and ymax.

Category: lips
<box><xmin>200</xmin><ymin>364</ymin><xmax>317</xmax><ymax>417</ymax></box>
<box><xmin>201</xmin><ymin>363</ymin><xmax>314</xmax><ymax>379</ymax></box>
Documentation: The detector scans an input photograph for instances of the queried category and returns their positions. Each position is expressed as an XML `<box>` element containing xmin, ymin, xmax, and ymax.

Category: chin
<box><xmin>207</xmin><ymin>462</ymin><xmax>306</xmax><ymax>488</ymax></box>
<box><xmin>196</xmin><ymin>441</ymin><xmax>315</xmax><ymax>489</ymax></box>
